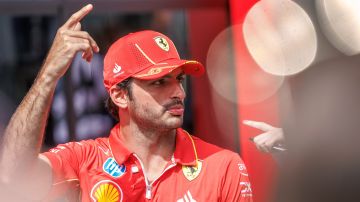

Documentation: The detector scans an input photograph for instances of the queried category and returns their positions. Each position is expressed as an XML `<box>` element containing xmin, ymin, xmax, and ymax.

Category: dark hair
<box><xmin>105</xmin><ymin>78</ymin><xmax>133</xmax><ymax>121</ymax></box>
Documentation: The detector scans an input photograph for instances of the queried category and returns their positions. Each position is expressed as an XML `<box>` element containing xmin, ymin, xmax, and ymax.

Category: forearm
<box><xmin>0</xmin><ymin>69</ymin><xmax>58</xmax><ymax>182</ymax></box>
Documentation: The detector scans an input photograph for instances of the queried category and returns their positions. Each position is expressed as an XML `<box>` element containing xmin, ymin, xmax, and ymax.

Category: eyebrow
<box><xmin>159</xmin><ymin>71</ymin><xmax>185</xmax><ymax>80</ymax></box>
<box><xmin>176</xmin><ymin>72</ymin><xmax>185</xmax><ymax>79</ymax></box>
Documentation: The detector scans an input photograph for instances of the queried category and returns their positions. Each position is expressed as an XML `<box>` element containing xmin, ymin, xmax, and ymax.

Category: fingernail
<box><xmin>85</xmin><ymin>4</ymin><xmax>93</xmax><ymax>10</ymax></box>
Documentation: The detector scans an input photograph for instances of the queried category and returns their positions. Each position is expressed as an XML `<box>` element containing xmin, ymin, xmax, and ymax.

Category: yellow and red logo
<box><xmin>90</xmin><ymin>180</ymin><xmax>123</xmax><ymax>202</ymax></box>
<box><xmin>182</xmin><ymin>160</ymin><xmax>202</xmax><ymax>181</ymax></box>
<box><xmin>154</xmin><ymin>36</ymin><xmax>169</xmax><ymax>51</ymax></box>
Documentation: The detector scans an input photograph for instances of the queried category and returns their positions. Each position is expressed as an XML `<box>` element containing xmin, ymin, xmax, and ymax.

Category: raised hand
<box><xmin>42</xmin><ymin>4</ymin><xmax>99</xmax><ymax>80</ymax></box>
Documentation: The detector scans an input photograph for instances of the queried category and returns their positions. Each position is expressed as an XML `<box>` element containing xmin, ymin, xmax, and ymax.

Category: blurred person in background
<box><xmin>273</xmin><ymin>54</ymin><xmax>360</xmax><ymax>202</ymax></box>
<box><xmin>0</xmin><ymin>4</ymin><xmax>252</xmax><ymax>202</ymax></box>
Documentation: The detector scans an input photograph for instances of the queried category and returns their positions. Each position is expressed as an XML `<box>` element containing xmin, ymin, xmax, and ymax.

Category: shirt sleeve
<box><xmin>41</xmin><ymin>141</ymin><xmax>86</xmax><ymax>200</ymax></box>
<box><xmin>220</xmin><ymin>152</ymin><xmax>253</xmax><ymax>202</ymax></box>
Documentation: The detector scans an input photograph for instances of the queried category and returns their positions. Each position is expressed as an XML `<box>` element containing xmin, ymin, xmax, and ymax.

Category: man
<box><xmin>0</xmin><ymin>4</ymin><xmax>252</xmax><ymax>201</ymax></box>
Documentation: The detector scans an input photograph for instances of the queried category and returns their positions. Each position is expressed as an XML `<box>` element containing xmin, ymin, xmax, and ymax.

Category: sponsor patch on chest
<box><xmin>103</xmin><ymin>157</ymin><xmax>126</xmax><ymax>178</ymax></box>
<box><xmin>91</xmin><ymin>180</ymin><xmax>123</xmax><ymax>202</ymax></box>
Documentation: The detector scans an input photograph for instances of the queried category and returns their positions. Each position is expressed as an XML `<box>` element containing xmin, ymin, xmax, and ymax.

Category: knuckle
<box><xmin>58</xmin><ymin>28</ymin><xmax>66</xmax><ymax>35</ymax></box>
<box><xmin>64</xmin><ymin>43</ymin><xmax>72</xmax><ymax>51</ymax></box>
<box><xmin>63</xmin><ymin>35</ymin><xmax>69</xmax><ymax>42</ymax></box>
<box><xmin>57</xmin><ymin>29</ymin><xmax>63</xmax><ymax>36</ymax></box>
<box><xmin>81</xmin><ymin>43</ymin><xmax>90</xmax><ymax>51</ymax></box>
<box><xmin>84</xmin><ymin>32</ymin><xmax>90</xmax><ymax>38</ymax></box>
<box><xmin>69</xmin><ymin>15</ymin><xmax>77</xmax><ymax>22</ymax></box>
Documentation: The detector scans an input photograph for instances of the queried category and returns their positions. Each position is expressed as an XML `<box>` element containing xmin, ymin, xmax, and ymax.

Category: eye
<box><xmin>152</xmin><ymin>78</ymin><xmax>166</xmax><ymax>86</ymax></box>
<box><xmin>177</xmin><ymin>74</ymin><xmax>186</xmax><ymax>83</ymax></box>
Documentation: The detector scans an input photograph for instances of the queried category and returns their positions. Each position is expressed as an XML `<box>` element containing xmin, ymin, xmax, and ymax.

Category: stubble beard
<box><xmin>129</xmin><ymin>102</ymin><xmax>183</xmax><ymax>133</ymax></box>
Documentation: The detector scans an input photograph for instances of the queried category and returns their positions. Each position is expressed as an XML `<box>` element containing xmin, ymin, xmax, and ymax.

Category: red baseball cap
<box><xmin>103</xmin><ymin>30</ymin><xmax>205</xmax><ymax>91</ymax></box>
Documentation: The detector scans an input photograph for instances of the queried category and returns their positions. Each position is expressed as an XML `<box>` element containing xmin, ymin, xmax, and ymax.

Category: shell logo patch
<box><xmin>90</xmin><ymin>180</ymin><xmax>123</xmax><ymax>202</ymax></box>
<box><xmin>182</xmin><ymin>161</ymin><xmax>202</xmax><ymax>181</ymax></box>
<box><xmin>103</xmin><ymin>158</ymin><xmax>126</xmax><ymax>178</ymax></box>
<box><xmin>154</xmin><ymin>36</ymin><xmax>169</xmax><ymax>51</ymax></box>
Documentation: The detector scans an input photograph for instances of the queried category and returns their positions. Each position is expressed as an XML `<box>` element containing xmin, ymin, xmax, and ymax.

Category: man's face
<box><xmin>127</xmin><ymin>68</ymin><xmax>186</xmax><ymax>131</ymax></box>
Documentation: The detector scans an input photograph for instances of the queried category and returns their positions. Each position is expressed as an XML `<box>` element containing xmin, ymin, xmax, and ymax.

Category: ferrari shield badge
<box><xmin>154</xmin><ymin>36</ymin><xmax>170</xmax><ymax>51</ymax></box>
<box><xmin>182</xmin><ymin>161</ymin><xmax>202</xmax><ymax>181</ymax></box>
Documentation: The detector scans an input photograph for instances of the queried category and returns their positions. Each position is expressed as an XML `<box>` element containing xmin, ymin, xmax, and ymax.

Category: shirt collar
<box><xmin>109</xmin><ymin>124</ymin><xmax>132</xmax><ymax>165</ymax></box>
<box><xmin>173</xmin><ymin>128</ymin><xmax>198</xmax><ymax>166</ymax></box>
<box><xmin>109</xmin><ymin>124</ymin><xmax>198</xmax><ymax>166</ymax></box>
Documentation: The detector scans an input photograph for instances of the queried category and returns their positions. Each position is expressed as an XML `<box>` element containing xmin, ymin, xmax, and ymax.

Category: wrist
<box><xmin>39</xmin><ymin>62</ymin><xmax>64</xmax><ymax>82</ymax></box>
<box><xmin>34</xmin><ymin>66</ymin><xmax>60</xmax><ymax>92</ymax></box>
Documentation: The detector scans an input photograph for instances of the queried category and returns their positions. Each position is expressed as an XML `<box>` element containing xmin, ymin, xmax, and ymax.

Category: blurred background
<box><xmin>1</xmin><ymin>0</ymin><xmax>360</xmax><ymax>201</ymax></box>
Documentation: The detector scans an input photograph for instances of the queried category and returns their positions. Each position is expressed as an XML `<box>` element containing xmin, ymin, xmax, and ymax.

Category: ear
<box><xmin>109</xmin><ymin>86</ymin><xmax>129</xmax><ymax>109</ymax></box>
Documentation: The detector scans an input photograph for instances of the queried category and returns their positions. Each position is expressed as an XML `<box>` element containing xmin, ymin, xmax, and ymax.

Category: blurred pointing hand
<box><xmin>243</xmin><ymin>120</ymin><xmax>285</xmax><ymax>153</ymax></box>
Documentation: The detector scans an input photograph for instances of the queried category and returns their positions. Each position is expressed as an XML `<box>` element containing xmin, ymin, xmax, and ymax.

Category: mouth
<box><xmin>166</xmin><ymin>104</ymin><xmax>184</xmax><ymax>116</ymax></box>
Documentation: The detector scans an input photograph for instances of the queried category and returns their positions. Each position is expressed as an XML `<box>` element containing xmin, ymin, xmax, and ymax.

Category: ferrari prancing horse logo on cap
<box><xmin>154</xmin><ymin>36</ymin><xmax>169</xmax><ymax>51</ymax></box>
<box><xmin>182</xmin><ymin>160</ymin><xmax>202</xmax><ymax>181</ymax></box>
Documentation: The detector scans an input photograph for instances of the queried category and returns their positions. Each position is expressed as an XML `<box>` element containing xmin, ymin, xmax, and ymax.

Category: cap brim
<box><xmin>132</xmin><ymin>58</ymin><xmax>205</xmax><ymax>80</ymax></box>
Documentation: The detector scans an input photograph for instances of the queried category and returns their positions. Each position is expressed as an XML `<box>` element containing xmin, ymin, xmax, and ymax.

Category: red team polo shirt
<box><xmin>43</xmin><ymin>124</ymin><xmax>253</xmax><ymax>201</ymax></box>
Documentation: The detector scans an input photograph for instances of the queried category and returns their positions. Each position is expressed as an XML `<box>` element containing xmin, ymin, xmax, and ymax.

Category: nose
<box><xmin>171</xmin><ymin>82</ymin><xmax>186</xmax><ymax>100</ymax></box>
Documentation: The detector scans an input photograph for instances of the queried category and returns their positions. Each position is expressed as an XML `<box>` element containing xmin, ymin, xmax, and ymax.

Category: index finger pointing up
<box><xmin>63</xmin><ymin>4</ymin><xmax>93</xmax><ymax>30</ymax></box>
